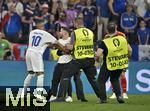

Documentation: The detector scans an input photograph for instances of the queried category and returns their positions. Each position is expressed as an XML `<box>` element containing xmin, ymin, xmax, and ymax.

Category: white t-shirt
<box><xmin>134</xmin><ymin>0</ymin><xmax>150</xmax><ymax>17</ymax></box>
<box><xmin>28</xmin><ymin>29</ymin><xmax>57</xmax><ymax>54</ymax></box>
<box><xmin>57</xmin><ymin>37</ymin><xmax>72</xmax><ymax>64</ymax></box>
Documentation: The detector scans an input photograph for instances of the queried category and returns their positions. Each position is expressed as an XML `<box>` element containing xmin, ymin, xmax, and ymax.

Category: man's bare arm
<box><xmin>128</xmin><ymin>44</ymin><xmax>132</xmax><ymax>58</ymax></box>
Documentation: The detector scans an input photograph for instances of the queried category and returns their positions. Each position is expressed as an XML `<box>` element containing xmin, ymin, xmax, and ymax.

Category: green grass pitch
<box><xmin>50</xmin><ymin>94</ymin><xmax>150</xmax><ymax>111</ymax></box>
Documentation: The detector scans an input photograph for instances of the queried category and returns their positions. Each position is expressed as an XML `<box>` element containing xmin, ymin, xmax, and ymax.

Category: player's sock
<box><xmin>121</xmin><ymin>77</ymin><xmax>127</xmax><ymax>93</ymax></box>
<box><xmin>36</xmin><ymin>75</ymin><xmax>44</xmax><ymax>98</ymax></box>
<box><xmin>21</xmin><ymin>74</ymin><xmax>35</xmax><ymax>97</ymax></box>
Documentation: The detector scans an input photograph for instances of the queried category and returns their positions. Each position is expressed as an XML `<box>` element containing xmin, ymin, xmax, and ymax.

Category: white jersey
<box><xmin>57</xmin><ymin>37</ymin><xmax>72</xmax><ymax>64</ymax></box>
<box><xmin>28</xmin><ymin>29</ymin><xmax>57</xmax><ymax>54</ymax></box>
<box><xmin>26</xmin><ymin>29</ymin><xmax>57</xmax><ymax>72</ymax></box>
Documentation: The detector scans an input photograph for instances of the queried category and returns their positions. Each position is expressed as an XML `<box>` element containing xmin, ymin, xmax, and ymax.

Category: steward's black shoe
<box><xmin>80</xmin><ymin>99</ymin><xmax>88</xmax><ymax>102</ymax></box>
<box><xmin>100</xmin><ymin>100</ymin><xmax>107</xmax><ymax>104</ymax></box>
<box><xmin>117</xmin><ymin>96</ymin><xmax>125</xmax><ymax>103</ymax></box>
<box><xmin>53</xmin><ymin>97</ymin><xmax>65</xmax><ymax>102</ymax></box>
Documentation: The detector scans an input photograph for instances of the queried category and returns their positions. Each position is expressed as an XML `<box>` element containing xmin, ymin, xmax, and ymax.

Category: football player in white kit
<box><xmin>21</xmin><ymin>20</ymin><xmax>58</xmax><ymax>101</ymax></box>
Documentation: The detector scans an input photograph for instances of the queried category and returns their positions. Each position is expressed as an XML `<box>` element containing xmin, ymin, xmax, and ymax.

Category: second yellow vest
<box><xmin>103</xmin><ymin>36</ymin><xmax>129</xmax><ymax>70</ymax></box>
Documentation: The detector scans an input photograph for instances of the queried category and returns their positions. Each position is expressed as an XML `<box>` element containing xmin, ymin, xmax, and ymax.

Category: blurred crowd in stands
<box><xmin>0</xmin><ymin>0</ymin><xmax>150</xmax><ymax>61</ymax></box>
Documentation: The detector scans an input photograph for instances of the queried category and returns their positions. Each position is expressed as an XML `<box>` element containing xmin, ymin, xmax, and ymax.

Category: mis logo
<box><xmin>5</xmin><ymin>88</ymin><xmax>48</xmax><ymax>107</ymax></box>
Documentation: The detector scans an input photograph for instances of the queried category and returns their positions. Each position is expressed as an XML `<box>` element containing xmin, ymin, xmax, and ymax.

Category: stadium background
<box><xmin>0</xmin><ymin>0</ymin><xmax>150</xmax><ymax>111</ymax></box>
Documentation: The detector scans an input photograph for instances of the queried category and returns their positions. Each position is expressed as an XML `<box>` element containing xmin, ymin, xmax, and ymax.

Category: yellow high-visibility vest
<box><xmin>50</xmin><ymin>49</ymin><xmax>59</xmax><ymax>61</ymax></box>
<box><xmin>103</xmin><ymin>36</ymin><xmax>129</xmax><ymax>70</ymax></box>
<box><xmin>74</xmin><ymin>28</ymin><xmax>94</xmax><ymax>59</ymax></box>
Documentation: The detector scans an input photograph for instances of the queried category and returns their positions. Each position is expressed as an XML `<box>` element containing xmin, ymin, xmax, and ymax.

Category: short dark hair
<box><xmin>61</xmin><ymin>27</ymin><xmax>71</xmax><ymax>35</ymax></box>
<box><xmin>107</xmin><ymin>22</ymin><xmax>116</xmax><ymax>34</ymax></box>
<box><xmin>35</xmin><ymin>19</ymin><xmax>45</xmax><ymax>26</ymax></box>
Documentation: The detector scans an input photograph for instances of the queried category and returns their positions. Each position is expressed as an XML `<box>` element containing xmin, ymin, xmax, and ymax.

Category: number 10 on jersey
<box><xmin>32</xmin><ymin>36</ymin><xmax>41</xmax><ymax>46</ymax></box>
